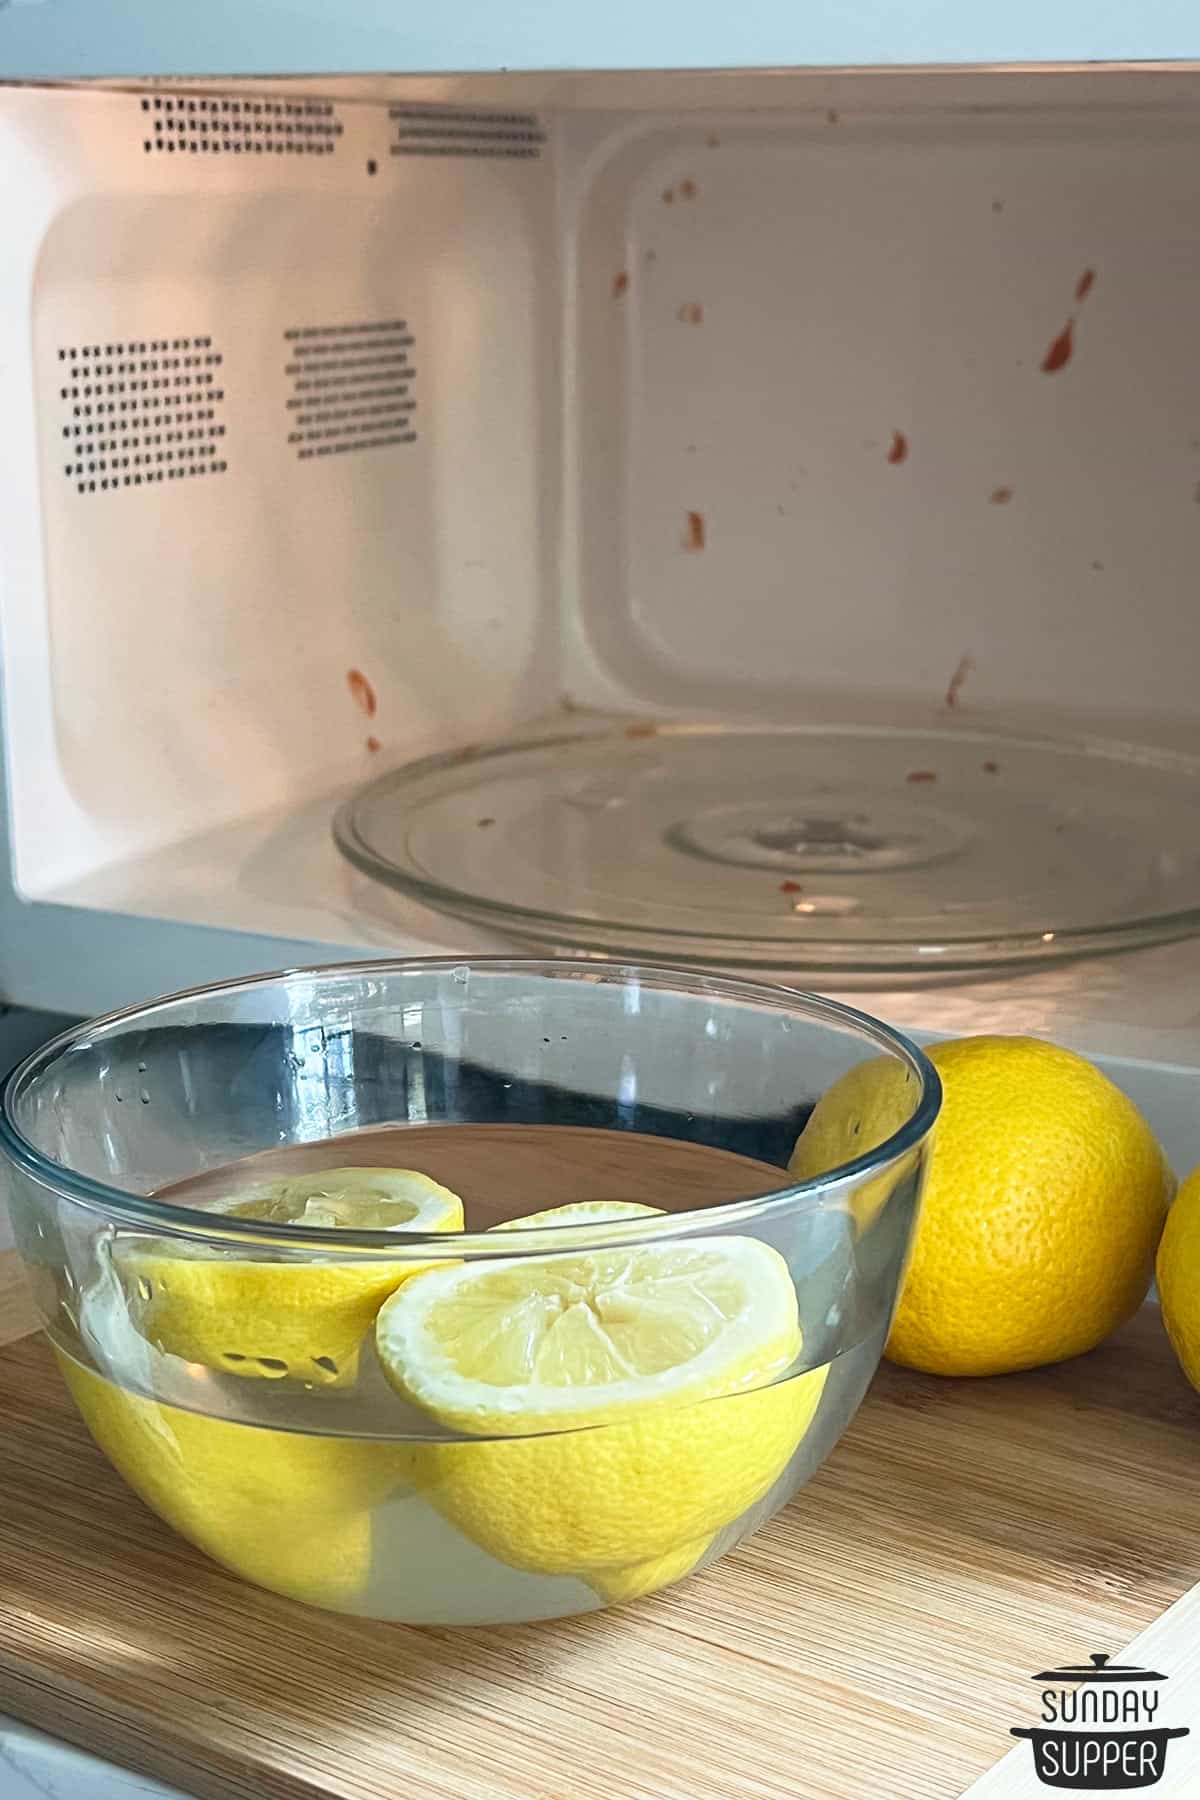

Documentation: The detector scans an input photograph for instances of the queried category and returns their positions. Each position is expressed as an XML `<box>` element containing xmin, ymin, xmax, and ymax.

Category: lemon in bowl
<box><xmin>113</xmin><ymin>1167</ymin><xmax>463</xmax><ymax>1386</ymax></box>
<box><xmin>376</xmin><ymin>1224</ymin><xmax>828</xmax><ymax>1602</ymax></box>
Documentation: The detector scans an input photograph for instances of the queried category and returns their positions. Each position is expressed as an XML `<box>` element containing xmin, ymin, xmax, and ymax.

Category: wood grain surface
<box><xmin>1</xmin><ymin>1298</ymin><xmax>1198</xmax><ymax>1800</ymax></box>
<box><xmin>0</xmin><ymin>1247</ymin><xmax>36</xmax><ymax>1348</ymax></box>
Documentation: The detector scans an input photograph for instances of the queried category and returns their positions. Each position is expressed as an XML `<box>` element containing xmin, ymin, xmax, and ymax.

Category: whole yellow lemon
<box><xmin>1157</xmin><ymin>1165</ymin><xmax>1200</xmax><ymax>1391</ymax></box>
<box><xmin>791</xmin><ymin>1035</ymin><xmax>1172</xmax><ymax>1378</ymax></box>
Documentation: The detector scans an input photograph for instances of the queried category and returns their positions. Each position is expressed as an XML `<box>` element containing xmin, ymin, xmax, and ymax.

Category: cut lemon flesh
<box><xmin>115</xmin><ymin>1166</ymin><xmax>463</xmax><ymax>1386</ymax></box>
<box><xmin>490</xmin><ymin>1201</ymin><xmax>664</xmax><ymax>1230</ymax></box>
<box><xmin>380</xmin><ymin>1236</ymin><xmax>827</xmax><ymax>1599</ymax></box>
<box><xmin>378</xmin><ymin>1236</ymin><xmax>800</xmax><ymax>1436</ymax></box>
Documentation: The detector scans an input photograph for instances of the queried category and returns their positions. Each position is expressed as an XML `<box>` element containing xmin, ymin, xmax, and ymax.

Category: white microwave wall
<box><xmin>4</xmin><ymin>67</ymin><xmax>1200</xmax><ymax>1061</ymax></box>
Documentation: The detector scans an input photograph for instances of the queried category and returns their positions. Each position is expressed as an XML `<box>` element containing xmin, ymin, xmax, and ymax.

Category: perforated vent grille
<box><xmin>141</xmin><ymin>94</ymin><xmax>343</xmax><ymax>156</ymax></box>
<box><xmin>284</xmin><ymin>321</ymin><xmax>417</xmax><ymax>461</ymax></box>
<box><xmin>58</xmin><ymin>336</ymin><xmax>228</xmax><ymax>494</ymax></box>
<box><xmin>389</xmin><ymin>106</ymin><xmax>545</xmax><ymax>160</ymax></box>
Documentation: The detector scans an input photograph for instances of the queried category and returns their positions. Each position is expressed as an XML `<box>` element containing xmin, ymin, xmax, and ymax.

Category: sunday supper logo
<box><xmin>1009</xmin><ymin>1653</ymin><xmax>1189</xmax><ymax>1790</ymax></box>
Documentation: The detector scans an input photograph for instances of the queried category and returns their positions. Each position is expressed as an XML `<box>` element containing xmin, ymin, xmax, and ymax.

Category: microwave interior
<box><xmin>4</xmin><ymin>65</ymin><xmax>1200</xmax><ymax>1062</ymax></box>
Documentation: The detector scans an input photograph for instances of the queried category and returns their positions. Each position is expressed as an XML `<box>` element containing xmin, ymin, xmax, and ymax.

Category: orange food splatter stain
<box><xmin>779</xmin><ymin>880</ymin><xmax>803</xmax><ymax>894</ymax></box>
<box><xmin>989</xmin><ymin>486</ymin><xmax>1013</xmax><ymax>505</ymax></box>
<box><xmin>477</xmin><ymin>816</ymin><xmax>495</xmax><ymax>828</ymax></box>
<box><xmin>365</xmin><ymin>735</ymin><xmax>381</xmax><ymax>754</ymax></box>
<box><xmin>450</xmin><ymin>743</ymin><xmax>481</xmax><ymax>764</ymax></box>
<box><xmin>678</xmin><ymin>177</ymin><xmax>697</xmax><ymax>200</ymax></box>
<box><xmin>887</xmin><ymin>431</ymin><xmax>908</xmax><ymax>465</ymax></box>
<box><xmin>1041</xmin><ymin>319</ymin><xmax>1074</xmax><ymax>374</ymax></box>
<box><xmin>982</xmin><ymin>760</ymin><xmax>1000</xmax><ymax>774</ymax></box>
<box><xmin>684</xmin><ymin>510</ymin><xmax>706</xmax><ymax>551</ymax></box>
<box><xmin>906</xmin><ymin>770</ymin><xmax>937</xmax><ymax>784</ymax></box>
<box><xmin>944</xmin><ymin>654</ymin><xmax>974</xmax><ymax>711</ymax></box>
<box><xmin>612</xmin><ymin>271</ymin><xmax>629</xmax><ymax>299</ymax></box>
<box><xmin>346</xmin><ymin>668</ymin><xmax>377</xmax><ymax>717</ymax></box>
<box><xmin>625</xmin><ymin>722</ymin><xmax>658</xmax><ymax>738</ymax></box>
<box><xmin>826</xmin><ymin>109</ymin><xmax>840</xmax><ymax>125</ymax></box>
<box><xmin>662</xmin><ymin>187</ymin><xmax>675</xmax><ymax>204</ymax></box>
<box><xmin>677</xmin><ymin>302</ymin><xmax>704</xmax><ymax>325</ymax></box>
<box><xmin>1075</xmin><ymin>268</ymin><xmax>1096</xmax><ymax>302</ymax></box>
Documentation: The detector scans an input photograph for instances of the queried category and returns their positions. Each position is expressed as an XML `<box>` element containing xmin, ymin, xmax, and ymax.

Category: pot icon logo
<box><xmin>1010</xmin><ymin>1652</ymin><xmax>1189</xmax><ymax>1790</ymax></box>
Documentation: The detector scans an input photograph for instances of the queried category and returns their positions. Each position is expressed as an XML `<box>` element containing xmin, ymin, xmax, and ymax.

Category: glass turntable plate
<box><xmin>333</xmin><ymin>723</ymin><xmax>1200</xmax><ymax>972</ymax></box>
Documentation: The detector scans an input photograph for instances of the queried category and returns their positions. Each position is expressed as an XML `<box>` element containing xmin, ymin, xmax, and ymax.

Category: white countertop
<box><xmin>0</xmin><ymin>1720</ymin><xmax>189</xmax><ymax>1800</ymax></box>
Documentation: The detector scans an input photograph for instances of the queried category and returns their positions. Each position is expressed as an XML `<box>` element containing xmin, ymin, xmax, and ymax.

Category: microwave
<box><xmin>4</xmin><ymin>9</ymin><xmax>1200</xmax><ymax>1074</ymax></box>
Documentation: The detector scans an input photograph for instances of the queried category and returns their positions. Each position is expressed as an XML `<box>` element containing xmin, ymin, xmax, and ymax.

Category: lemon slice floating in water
<box><xmin>491</xmin><ymin>1200</ymin><xmax>664</xmax><ymax>1230</ymax></box>
<box><xmin>116</xmin><ymin>1167</ymin><xmax>463</xmax><ymax>1387</ymax></box>
<box><xmin>378</xmin><ymin>1232</ymin><xmax>827</xmax><ymax>1602</ymax></box>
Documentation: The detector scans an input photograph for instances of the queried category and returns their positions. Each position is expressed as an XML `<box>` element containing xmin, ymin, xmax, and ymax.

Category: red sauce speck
<box><xmin>1075</xmin><ymin>268</ymin><xmax>1096</xmax><ymax>303</ymax></box>
<box><xmin>612</xmin><ymin>271</ymin><xmax>629</xmax><ymax>299</ymax></box>
<box><xmin>906</xmin><ymin>770</ymin><xmax>937</xmax><ymax>784</ymax></box>
<box><xmin>365</xmin><ymin>735</ymin><xmax>381</xmax><ymax>754</ymax></box>
<box><xmin>989</xmin><ymin>486</ymin><xmax>1013</xmax><ymax>505</ymax></box>
<box><xmin>450</xmin><ymin>743</ymin><xmax>481</xmax><ymax>764</ymax></box>
<box><xmin>944</xmin><ymin>654</ymin><xmax>974</xmax><ymax>711</ymax></box>
<box><xmin>779</xmin><ymin>880</ymin><xmax>803</xmax><ymax>894</ymax></box>
<box><xmin>678</xmin><ymin>177</ymin><xmax>697</xmax><ymax>200</ymax></box>
<box><xmin>887</xmin><ymin>430</ymin><xmax>908</xmax><ymax>465</ymax></box>
<box><xmin>677</xmin><ymin>302</ymin><xmax>704</xmax><ymax>325</ymax></box>
<box><xmin>684</xmin><ymin>509</ymin><xmax>706</xmax><ymax>551</ymax></box>
<box><xmin>346</xmin><ymin>668</ymin><xmax>377</xmax><ymax>717</ymax></box>
<box><xmin>662</xmin><ymin>187</ymin><xmax>675</xmax><ymax>204</ymax></box>
<box><xmin>477</xmin><ymin>816</ymin><xmax>495</xmax><ymax>828</ymax></box>
<box><xmin>982</xmin><ymin>759</ymin><xmax>1000</xmax><ymax>774</ymax></box>
<box><xmin>625</xmin><ymin>722</ymin><xmax>658</xmax><ymax>738</ymax></box>
<box><xmin>826</xmin><ymin>109</ymin><xmax>840</xmax><ymax>125</ymax></box>
<box><xmin>1041</xmin><ymin>319</ymin><xmax>1074</xmax><ymax>374</ymax></box>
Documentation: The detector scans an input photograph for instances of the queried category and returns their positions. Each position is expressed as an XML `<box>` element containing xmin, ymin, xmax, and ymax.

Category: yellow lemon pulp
<box><xmin>490</xmin><ymin>1200</ymin><xmax>664</xmax><ymax>1230</ymax></box>
<box><xmin>378</xmin><ymin>1236</ymin><xmax>826</xmax><ymax>1602</ymax></box>
<box><xmin>792</xmin><ymin>1035</ymin><xmax>1171</xmax><ymax>1377</ymax></box>
<box><xmin>58</xmin><ymin>1351</ymin><xmax>404</xmax><ymax>1610</ymax></box>
<box><xmin>114</xmin><ymin>1167</ymin><xmax>463</xmax><ymax>1387</ymax></box>
<box><xmin>1157</xmin><ymin>1165</ymin><xmax>1200</xmax><ymax>1393</ymax></box>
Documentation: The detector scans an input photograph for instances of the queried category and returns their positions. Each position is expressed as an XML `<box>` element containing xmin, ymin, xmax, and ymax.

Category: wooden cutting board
<box><xmin>1</xmin><ymin>1253</ymin><xmax>1199</xmax><ymax>1800</ymax></box>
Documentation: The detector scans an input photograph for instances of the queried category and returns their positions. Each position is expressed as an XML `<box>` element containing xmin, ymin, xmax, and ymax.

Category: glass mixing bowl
<box><xmin>0</xmin><ymin>959</ymin><xmax>939</xmax><ymax>1625</ymax></box>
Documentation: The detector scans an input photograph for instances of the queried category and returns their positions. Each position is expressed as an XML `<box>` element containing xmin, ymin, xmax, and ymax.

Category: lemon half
<box><xmin>379</xmin><ymin>1234</ymin><xmax>826</xmax><ymax>1601</ymax></box>
<box><xmin>60</xmin><ymin>1351</ymin><xmax>402</xmax><ymax>1610</ymax></box>
<box><xmin>116</xmin><ymin>1167</ymin><xmax>463</xmax><ymax>1386</ymax></box>
<box><xmin>491</xmin><ymin>1201</ymin><xmax>664</xmax><ymax>1230</ymax></box>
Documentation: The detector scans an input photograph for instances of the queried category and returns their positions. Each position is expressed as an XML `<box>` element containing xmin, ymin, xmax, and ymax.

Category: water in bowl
<box><xmin>43</xmin><ymin>1125</ymin><xmax>904</xmax><ymax>1623</ymax></box>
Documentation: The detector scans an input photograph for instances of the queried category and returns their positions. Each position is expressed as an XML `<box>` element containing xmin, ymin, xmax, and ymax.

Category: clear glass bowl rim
<box><xmin>0</xmin><ymin>956</ymin><xmax>941</xmax><ymax>1257</ymax></box>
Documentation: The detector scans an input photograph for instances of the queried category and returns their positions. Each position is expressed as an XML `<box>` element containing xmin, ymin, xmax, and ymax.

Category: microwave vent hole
<box><xmin>58</xmin><ymin>336</ymin><xmax>228</xmax><ymax>495</ymax></box>
<box><xmin>284</xmin><ymin>320</ymin><xmax>418</xmax><ymax>460</ymax></box>
<box><xmin>388</xmin><ymin>105</ymin><xmax>546</xmax><ymax>161</ymax></box>
<box><xmin>140</xmin><ymin>93</ymin><xmax>344</xmax><ymax>158</ymax></box>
